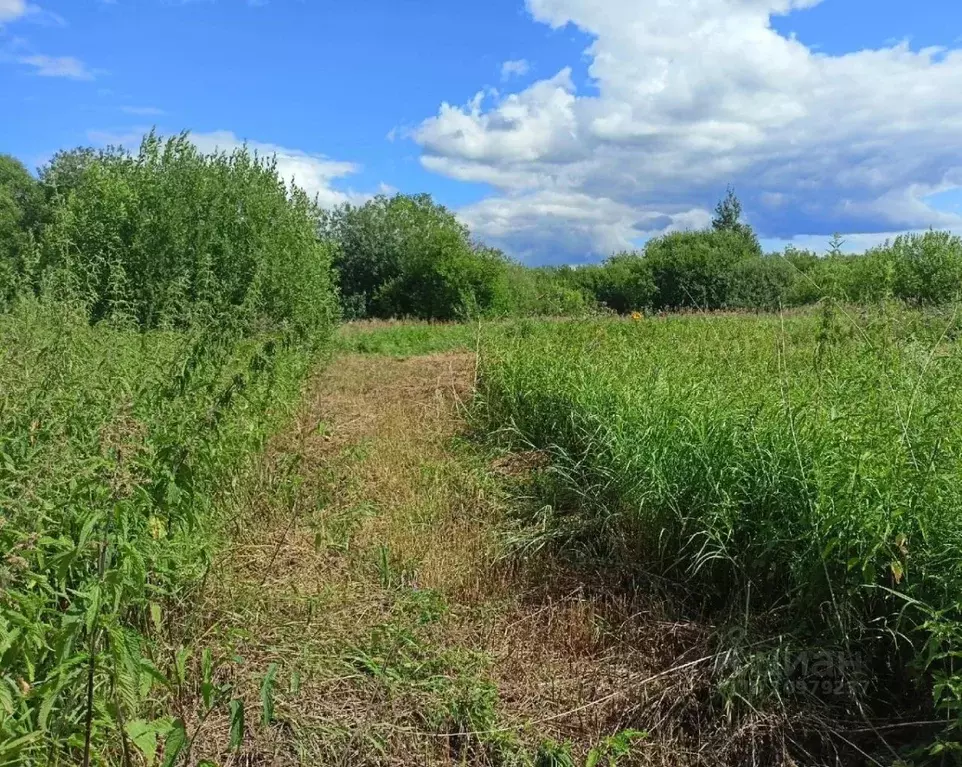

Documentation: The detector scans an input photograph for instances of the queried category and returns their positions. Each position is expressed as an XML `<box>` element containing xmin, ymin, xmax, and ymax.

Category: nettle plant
<box><xmin>0</xmin><ymin>134</ymin><xmax>337</xmax><ymax>764</ymax></box>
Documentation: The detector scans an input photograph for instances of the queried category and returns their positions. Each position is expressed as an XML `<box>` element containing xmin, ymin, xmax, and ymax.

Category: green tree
<box><xmin>0</xmin><ymin>155</ymin><xmax>41</xmax><ymax>307</ymax></box>
<box><xmin>0</xmin><ymin>154</ymin><xmax>41</xmax><ymax>222</ymax></box>
<box><xmin>321</xmin><ymin>192</ymin><xmax>509</xmax><ymax>320</ymax></box>
<box><xmin>588</xmin><ymin>252</ymin><xmax>656</xmax><ymax>313</ymax></box>
<box><xmin>644</xmin><ymin>229</ymin><xmax>761</xmax><ymax>310</ymax></box>
<box><xmin>711</xmin><ymin>186</ymin><xmax>760</xmax><ymax>249</ymax></box>
<box><xmin>890</xmin><ymin>230</ymin><xmax>962</xmax><ymax>306</ymax></box>
<box><xmin>712</xmin><ymin>186</ymin><xmax>743</xmax><ymax>232</ymax></box>
<box><xmin>38</xmin><ymin>147</ymin><xmax>98</xmax><ymax>201</ymax></box>
<box><xmin>36</xmin><ymin>132</ymin><xmax>337</xmax><ymax>336</ymax></box>
<box><xmin>500</xmin><ymin>265</ymin><xmax>593</xmax><ymax>316</ymax></box>
<box><xmin>727</xmin><ymin>256</ymin><xmax>794</xmax><ymax>310</ymax></box>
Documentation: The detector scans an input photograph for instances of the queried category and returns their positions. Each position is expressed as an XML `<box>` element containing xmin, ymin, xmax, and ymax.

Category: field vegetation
<box><xmin>474</xmin><ymin>307</ymin><xmax>962</xmax><ymax>760</ymax></box>
<box><xmin>323</xmin><ymin>184</ymin><xmax>962</xmax><ymax>321</ymax></box>
<box><xmin>3</xmin><ymin>129</ymin><xmax>962</xmax><ymax>765</ymax></box>
<box><xmin>0</xmin><ymin>133</ymin><xmax>336</xmax><ymax>764</ymax></box>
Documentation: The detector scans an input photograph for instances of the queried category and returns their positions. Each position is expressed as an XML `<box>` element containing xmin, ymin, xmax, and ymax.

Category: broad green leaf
<box><xmin>125</xmin><ymin>719</ymin><xmax>166</xmax><ymax>766</ymax></box>
<box><xmin>38</xmin><ymin>680</ymin><xmax>63</xmax><ymax>730</ymax></box>
<box><xmin>175</xmin><ymin>646</ymin><xmax>191</xmax><ymax>686</ymax></box>
<box><xmin>84</xmin><ymin>584</ymin><xmax>101</xmax><ymax>634</ymax></box>
<box><xmin>160</xmin><ymin>718</ymin><xmax>187</xmax><ymax>767</ymax></box>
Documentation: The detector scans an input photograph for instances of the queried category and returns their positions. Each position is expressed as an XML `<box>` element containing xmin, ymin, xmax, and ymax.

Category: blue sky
<box><xmin>2</xmin><ymin>0</ymin><xmax>961</xmax><ymax>264</ymax></box>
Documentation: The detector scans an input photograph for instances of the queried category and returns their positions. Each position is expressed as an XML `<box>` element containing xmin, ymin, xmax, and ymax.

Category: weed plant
<box><xmin>0</xmin><ymin>134</ymin><xmax>337</xmax><ymax>764</ymax></box>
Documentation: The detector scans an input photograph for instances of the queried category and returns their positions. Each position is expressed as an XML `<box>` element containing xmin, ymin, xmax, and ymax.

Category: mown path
<box><xmin>182</xmin><ymin>351</ymin><xmax>747</xmax><ymax>767</ymax></box>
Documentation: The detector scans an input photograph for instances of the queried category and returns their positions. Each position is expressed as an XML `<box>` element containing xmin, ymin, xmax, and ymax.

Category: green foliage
<box><xmin>727</xmin><ymin>255</ymin><xmax>794</xmax><ymax>310</ymax></box>
<box><xmin>38</xmin><ymin>147</ymin><xmax>98</xmax><ymax>201</ymax></box>
<box><xmin>260</xmin><ymin>663</ymin><xmax>278</xmax><ymax>726</ymax></box>
<box><xmin>572</xmin><ymin>228</ymin><xmax>962</xmax><ymax>315</ymax></box>
<box><xmin>644</xmin><ymin>228</ymin><xmax>762</xmax><ymax>310</ymax></box>
<box><xmin>323</xmin><ymin>193</ymin><xmax>595</xmax><ymax>320</ymax></box>
<box><xmin>322</xmin><ymin>193</ymin><xmax>507</xmax><ymax>320</ymax></box>
<box><xmin>376</xmin><ymin>243</ymin><xmax>509</xmax><ymax>321</ymax></box>
<box><xmin>0</xmin><ymin>155</ymin><xmax>40</xmax><ymax>311</ymax></box>
<box><xmin>890</xmin><ymin>231</ymin><xmax>962</xmax><ymax>306</ymax></box>
<box><xmin>32</xmin><ymin>132</ymin><xmax>336</xmax><ymax>337</ymax></box>
<box><xmin>0</xmin><ymin>299</ymin><xmax>325</xmax><ymax>763</ymax></box>
<box><xmin>0</xmin><ymin>132</ymin><xmax>338</xmax><ymax>763</ymax></box>
<box><xmin>768</xmin><ymin>232</ymin><xmax>962</xmax><ymax>309</ymax></box>
<box><xmin>498</xmin><ymin>265</ymin><xmax>595</xmax><ymax>317</ymax></box>
<box><xmin>712</xmin><ymin>186</ymin><xmax>744</xmax><ymax>233</ymax></box>
<box><xmin>586</xmin><ymin>729</ymin><xmax>647</xmax><ymax>766</ymax></box>
<box><xmin>0</xmin><ymin>155</ymin><xmax>42</xmax><ymax>227</ymax></box>
<box><xmin>476</xmin><ymin>310</ymin><xmax>962</xmax><ymax>751</ymax></box>
<box><xmin>574</xmin><ymin>253</ymin><xmax>655</xmax><ymax>314</ymax></box>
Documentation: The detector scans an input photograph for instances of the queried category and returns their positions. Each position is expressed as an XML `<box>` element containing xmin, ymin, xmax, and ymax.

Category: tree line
<box><xmin>4</xmin><ymin>134</ymin><xmax>962</xmax><ymax>325</ymax></box>
<box><xmin>321</xmin><ymin>183</ymin><xmax>962</xmax><ymax>318</ymax></box>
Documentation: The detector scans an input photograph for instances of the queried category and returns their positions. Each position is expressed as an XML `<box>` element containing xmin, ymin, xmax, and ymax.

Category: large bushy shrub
<box><xmin>778</xmin><ymin>232</ymin><xmax>962</xmax><ymax>308</ymax></box>
<box><xmin>322</xmin><ymin>193</ymin><xmax>511</xmax><ymax>320</ymax></box>
<box><xmin>727</xmin><ymin>255</ymin><xmax>794</xmax><ymax>310</ymax></box>
<box><xmin>32</xmin><ymin>133</ymin><xmax>336</xmax><ymax>337</ymax></box>
<box><xmin>376</xmin><ymin>243</ymin><xmax>511</xmax><ymax>321</ymax></box>
<box><xmin>0</xmin><ymin>155</ymin><xmax>41</xmax><ymax>309</ymax></box>
<box><xmin>502</xmin><ymin>265</ymin><xmax>595</xmax><ymax>316</ymax></box>
<box><xmin>644</xmin><ymin>228</ymin><xmax>762</xmax><ymax>310</ymax></box>
<box><xmin>581</xmin><ymin>252</ymin><xmax>656</xmax><ymax>314</ymax></box>
<box><xmin>890</xmin><ymin>230</ymin><xmax>962</xmax><ymax>306</ymax></box>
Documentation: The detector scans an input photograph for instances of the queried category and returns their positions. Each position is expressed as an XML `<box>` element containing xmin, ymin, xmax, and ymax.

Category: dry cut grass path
<box><xmin>182</xmin><ymin>351</ymin><xmax>785</xmax><ymax>767</ymax></box>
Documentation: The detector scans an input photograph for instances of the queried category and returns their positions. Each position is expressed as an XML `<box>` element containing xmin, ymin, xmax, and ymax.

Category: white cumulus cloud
<box><xmin>414</xmin><ymin>0</ymin><xmax>962</xmax><ymax>262</ymax></box>
<box><xmin>0</xmin><ymin>0</ymin><xmax>26</xmax><ymax>22</ymax></box>
<box><xmin>501</xmin><ymin>58</ymin><xmax>530</xmax><ymax>80</ymax></box>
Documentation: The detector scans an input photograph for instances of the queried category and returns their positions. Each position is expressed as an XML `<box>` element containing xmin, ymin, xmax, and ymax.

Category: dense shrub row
<box><xmin>2</xmin><ymin>133</ymin><xmax>336</xmax><ymax>336</ymax></box>
<box><xmin>558</xmin><ymin>231</ymin><xmax>962</xmax><ymax>314</ymax></box>
<box><xmin>319</xmin><ymin>193</ymin><xmax>590</xmax><ymax>320</ymax></box>
<box><xmin>0</xmin><ymin>135</ymin><xmax>337</xmax><ymax>763</ymax></box>
<box><xmin>320</xmin><ymin>186</ymin><xmax>962</xmax><ymax>320</ymax></box>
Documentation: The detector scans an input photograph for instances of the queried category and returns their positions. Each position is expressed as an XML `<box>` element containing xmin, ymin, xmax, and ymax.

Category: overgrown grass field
<box><xmin>0</xmin><ymin>302</ymin><xmax>324</xmax><ymax>764</ymax></box>
<box><xmin>7</xmin><ymin>130</ymin><xmax>962</xmax><ymax>764</ymax></box>
<box><xmin>475</xmin><ymin>307</ymin><xmax>962</xmax><ymax>755</ymax></box>
<box><xmin>0</xmin><ymin>136</ymin><xmax>338</xmax><ymax>765</ymax></box>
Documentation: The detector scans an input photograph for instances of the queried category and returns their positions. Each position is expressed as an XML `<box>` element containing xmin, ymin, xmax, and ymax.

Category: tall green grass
<box><xmin>0</xmin><ymin>301</ymin><xmax>324</xmax><ymax>764</ymax></box>
<box><xmin>475</xmin><ymin>307</ymin><xmax>962</xmax><ymax>752</ymax></box>
<box><xmin>335</xmin><ymin>321</ymin><xmax>479</xmax><ymax>356</ymax></box>
<box><xmin>0</xmin><ymin>134</ymin><xmax>339</xmax><ymax>764</ymax></box>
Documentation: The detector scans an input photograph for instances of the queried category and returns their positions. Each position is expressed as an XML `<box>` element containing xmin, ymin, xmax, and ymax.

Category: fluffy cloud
<box><xmin>0</xmin><ymin>0</ymin><xmax>26</xmax><ymax>22</ymax></box>
<box><xmin>1</xmin><ymin>2</ymin><xmax>66</xmax><ymax>27</ymax></box>
<box><xmin>460</xmin><ymin>190</ymin><xmax>710</xmax><ymax>262</ymax></box>
<box><xmin>414</xmin><ymin>0</ymin><xmax>962</xmax><ymax>262</ymax></box>
<box><xmin>501</xmin><ymin>58</ymin><xmax>530</xmax><ymax>80</ymax></box>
